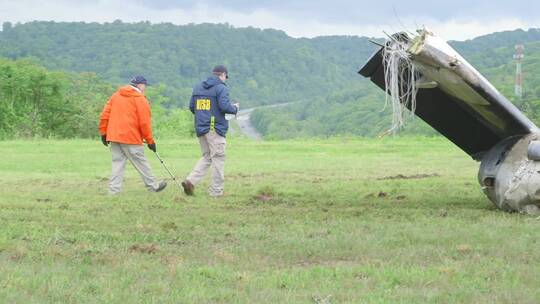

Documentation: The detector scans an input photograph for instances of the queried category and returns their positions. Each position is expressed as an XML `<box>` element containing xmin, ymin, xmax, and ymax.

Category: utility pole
<box><xmin>514</xmin><ymin>44</ymin><xmax>524</xmax><ymax>100</ymax></box>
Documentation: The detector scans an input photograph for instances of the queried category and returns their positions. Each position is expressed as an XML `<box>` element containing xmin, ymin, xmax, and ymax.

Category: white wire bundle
<box><xmin>381</xmin><ymin>39</ymin><xmax>419</xmax><ymax>133</ymax></box>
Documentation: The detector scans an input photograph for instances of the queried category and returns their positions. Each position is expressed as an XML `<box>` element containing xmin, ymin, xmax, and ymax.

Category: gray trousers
<box><xmin>109</xmin><ymin>142</ymin><xmax>160</xmax><ymax>194</ymax></box>
<box><xmin>187</xmin><ymin>131</ymin><xmax>226</xmax><ymax>196</ymax></box>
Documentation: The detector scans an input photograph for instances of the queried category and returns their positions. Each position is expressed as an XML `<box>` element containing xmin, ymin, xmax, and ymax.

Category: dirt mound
<box><xmin>377</xmin><ymin>173</ymin><xmax>440</xmax><ymax>180</ymax></box>
<box><xmin>129</xmin><ymin>244</ymin><xmax>159</xmax><ymax>254</ymax></box>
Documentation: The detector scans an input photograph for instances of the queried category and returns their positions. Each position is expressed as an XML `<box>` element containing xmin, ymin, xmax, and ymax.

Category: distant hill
<box><xmin>2</xmin><ymin>21</ymin><xmax>539</xmax><ymax>139</ymax></box>
<box><xmin>450</xmin><ymin>28</ymin><xmax>540</xmax><ymax>69</ymax></box>
<box><xmin>0</xmin><ymin>21</ymin><xmax>378</xmax><ymax>108</ymax></box>
<box><xmin>252</xmin><ymin>28</ymin><xmax>540</xmax><ymax>138</ymax></box>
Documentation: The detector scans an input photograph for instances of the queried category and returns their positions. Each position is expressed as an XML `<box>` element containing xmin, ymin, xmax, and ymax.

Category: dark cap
<box><xmin>130</xmin><ymin>75</ymin><xmax>149</xmax><ymax>85</ymax></box>
<box><xmin>212</xmin><ymin>65</ymin><xmax>229</xmax><ymax>79</ymax></box>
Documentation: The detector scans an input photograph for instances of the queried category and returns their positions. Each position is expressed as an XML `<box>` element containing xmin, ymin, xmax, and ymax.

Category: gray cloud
<box><xmin>0</xmin><ymin>0</ymin><xmax>538</xmax><ymax>40</ymax></box>
<box><xmin>133</xmin><ymin>0</ymin><xmax>540</xmax><ymax>23</ymax></box>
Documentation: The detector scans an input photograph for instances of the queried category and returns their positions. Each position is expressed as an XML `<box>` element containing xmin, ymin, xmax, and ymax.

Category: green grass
<box><xmin>1</xmin><ymin>137</ymin><xmax>539</xmax><ymax>303</ymax></box>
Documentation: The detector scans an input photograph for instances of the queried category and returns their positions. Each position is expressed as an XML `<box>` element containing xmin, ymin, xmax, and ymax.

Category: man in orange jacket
<box><xmin>99</xmin><ymin>76</ymin><xmax>167</xmax><ymax>194</ymax></box>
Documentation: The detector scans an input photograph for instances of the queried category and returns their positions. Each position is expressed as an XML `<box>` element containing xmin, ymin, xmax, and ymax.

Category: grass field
<box><xmin>1</xmin><ymin>137</ymin><xmax>539</xmax><ymax>303</ymax></box>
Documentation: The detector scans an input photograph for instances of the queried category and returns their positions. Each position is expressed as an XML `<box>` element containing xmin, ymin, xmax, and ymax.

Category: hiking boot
<box><xmin>181</xmin><ymin>180</ymin><xmax>194</xmax><ymax>196</ymax></box>
<box><xmin>155</xmin><ymin>181</ymin><xmax>167</xmax><ymax>192</ymax></box>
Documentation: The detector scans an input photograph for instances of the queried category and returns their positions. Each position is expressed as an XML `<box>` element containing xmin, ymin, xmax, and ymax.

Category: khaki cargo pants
<box><xmin>186</xmin><ymin>131</ymin><xmax>226</xmax><ymax>196</ymax></box>
<box><xmin>109</xmin><ymin>142</ymin><xmax>161</xmax><ymax>194</ymax></box>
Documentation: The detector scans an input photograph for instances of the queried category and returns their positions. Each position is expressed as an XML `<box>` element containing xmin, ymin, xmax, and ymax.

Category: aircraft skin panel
<box><xmin>359</xmin><ymin>45</ymin><xmax>537</xmax><ymax>160</ymax></box>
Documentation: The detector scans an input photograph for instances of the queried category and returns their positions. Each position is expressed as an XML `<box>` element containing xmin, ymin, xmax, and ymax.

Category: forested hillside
<box><xmin>450</xmin><ymin>28</ymin><xmax>540</xmax><ymax>69</ymax></box>
<box><xmin>252</xmin><ymin>28</ymin><xmax>540</xmax><ymax>139</ymax></box>
<box><xmin>0</xmin><ymin>58</ymin><xmax>192</xmax><ymax>140</ymax></box>
<box><xmin>1</xmin><ymin>22</ymin><xmax>540</xmax><ymax>139</ymax></box>
<box><xmin>0</xmin><ymin>21</ymin><xmax>377</xmax><ymax>108</ymax></box>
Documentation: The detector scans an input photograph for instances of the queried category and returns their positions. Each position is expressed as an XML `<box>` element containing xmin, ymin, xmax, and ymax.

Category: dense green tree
<box><xmin>2</xmin><ymin>22</ymin><xmax>540</xmax><ymax>139</ymax></box>
<box><xmin>0</xmin><ymin>58</ymin><xmax>66</xmax><ymax>138</ymax></box>
<box><xmin>0</xmin><ymin>58</ymin><xmax>191</xmax><ymax>139</ymax></box>
<box><xmin>0</xmin><ymin>21</ymin><xmax>378</xmax><ymax>108</ymax></box>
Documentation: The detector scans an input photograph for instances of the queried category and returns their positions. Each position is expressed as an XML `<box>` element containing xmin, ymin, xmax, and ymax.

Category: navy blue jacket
<box><xmin>189</xmin><ymin>75</ymin><xmax>238</xmax><ymax>137</ymax></box>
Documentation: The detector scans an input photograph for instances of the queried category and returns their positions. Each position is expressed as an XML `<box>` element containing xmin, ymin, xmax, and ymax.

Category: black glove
<box><xmin>101</xmin><ymin>134</ymin><xmax>108</xmax><ymax>146</ymax></box>
<box><xmin>147</xmin><ymin>143</ymin><xmax>156</xmax><ymax>153</ymax></box>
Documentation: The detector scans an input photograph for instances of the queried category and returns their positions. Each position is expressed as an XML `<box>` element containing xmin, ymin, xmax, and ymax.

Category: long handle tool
<box><xmin>154</xmin><ymin>152</ymin><xmax>183</xmax><ymax>192</ymax></box>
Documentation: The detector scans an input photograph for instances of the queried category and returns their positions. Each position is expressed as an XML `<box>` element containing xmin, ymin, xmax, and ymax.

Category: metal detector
<box><xmin>154</xmin><ymin>152</ymin><xmax>183</xmax><ymax>192</ymax></box>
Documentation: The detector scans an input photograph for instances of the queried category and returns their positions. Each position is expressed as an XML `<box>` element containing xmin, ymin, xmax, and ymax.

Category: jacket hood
<box><xmin>202</xmin><ymin>75</ymin><xmax>224</xmax><ymax>89</ymax></box>
<box><xmin>119</xmin><ymin>85</ymin><xmax>144</xmax><ymax>97</ymax></box>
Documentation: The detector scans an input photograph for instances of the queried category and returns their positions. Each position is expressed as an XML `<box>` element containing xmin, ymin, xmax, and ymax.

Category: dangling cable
<box><xmin>381</xmin><ymin>38</ymin><xmax>419</xmax><ymax>133</ymax></box>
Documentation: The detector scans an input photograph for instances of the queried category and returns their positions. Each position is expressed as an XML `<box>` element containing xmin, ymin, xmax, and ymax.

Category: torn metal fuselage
<box><xmin>359</xmin><ymin>29</ymin><xmax>540</xmax><ymax>214</ymax></box>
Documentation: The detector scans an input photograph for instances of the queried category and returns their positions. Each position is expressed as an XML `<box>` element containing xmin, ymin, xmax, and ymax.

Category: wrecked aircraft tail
<box><xmin>359</xmin><ymin>29</ymin><xmax>540</xmax><ymax>214</ymax></box>
<box><xmin>360</xmin><ymin>28</ymin><xmax>538</xmax><ymax>160</ymax></box>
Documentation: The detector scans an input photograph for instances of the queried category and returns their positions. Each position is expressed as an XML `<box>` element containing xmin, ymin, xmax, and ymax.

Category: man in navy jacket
<box><xmin>182</xmin><ymin>65</ymin><xmax>239</xmax><ymax>197</ymax></box>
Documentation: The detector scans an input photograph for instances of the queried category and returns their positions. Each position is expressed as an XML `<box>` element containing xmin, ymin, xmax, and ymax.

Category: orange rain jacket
<box><xmin>99</xmin><ymin>85</ymin><xmax>155</xmax><ymax>145</ymax></box>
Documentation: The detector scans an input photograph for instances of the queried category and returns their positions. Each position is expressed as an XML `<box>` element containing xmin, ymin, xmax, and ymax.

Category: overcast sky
<box><xmin>0</xmin><ymin>0</ymin><xmax>538</xmax><ymax>40</ymax></box>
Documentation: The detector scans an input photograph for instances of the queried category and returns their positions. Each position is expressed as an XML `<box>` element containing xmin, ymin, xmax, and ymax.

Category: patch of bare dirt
<box><xmin>456</xmin><ymin>244</ymin><xmax>472</xmax><ymax>254</ymax></box>
<box><xmin>254</xmin><ymin>194</ymin><xmax>273</xmax><ymax>202</ymax></box>
<box><xmin>439</xmin><ymin>209</ymin><xmax>449</xmax><ymax>217</ymax></box>
<box><xmin>377</xmin><ymin>173</ymin><xmax>440</xmax><ymax>180</ymax></box>
<box><xmin>161</xmin><ymin>222</ymin><xmax>178</xmax><ymax>231</ymax></box>
<box><xmin>129</xmin><ymin>243</ymin><xmax>159</xmax><ymax>254</ymax></box>
<box><xmin>364</xmin><ymin>191</ymin><xmax>408</xmax><ymax>201</ymax></box>
<box><xmin>161</xmin><ymin>255</ymin><xmax>184</xmax><ymax>272</ymax></box>
<box><xmin>363</xmin><ymin>191</ymin><xmax>388</xmax><ymax>198</ymax></box>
